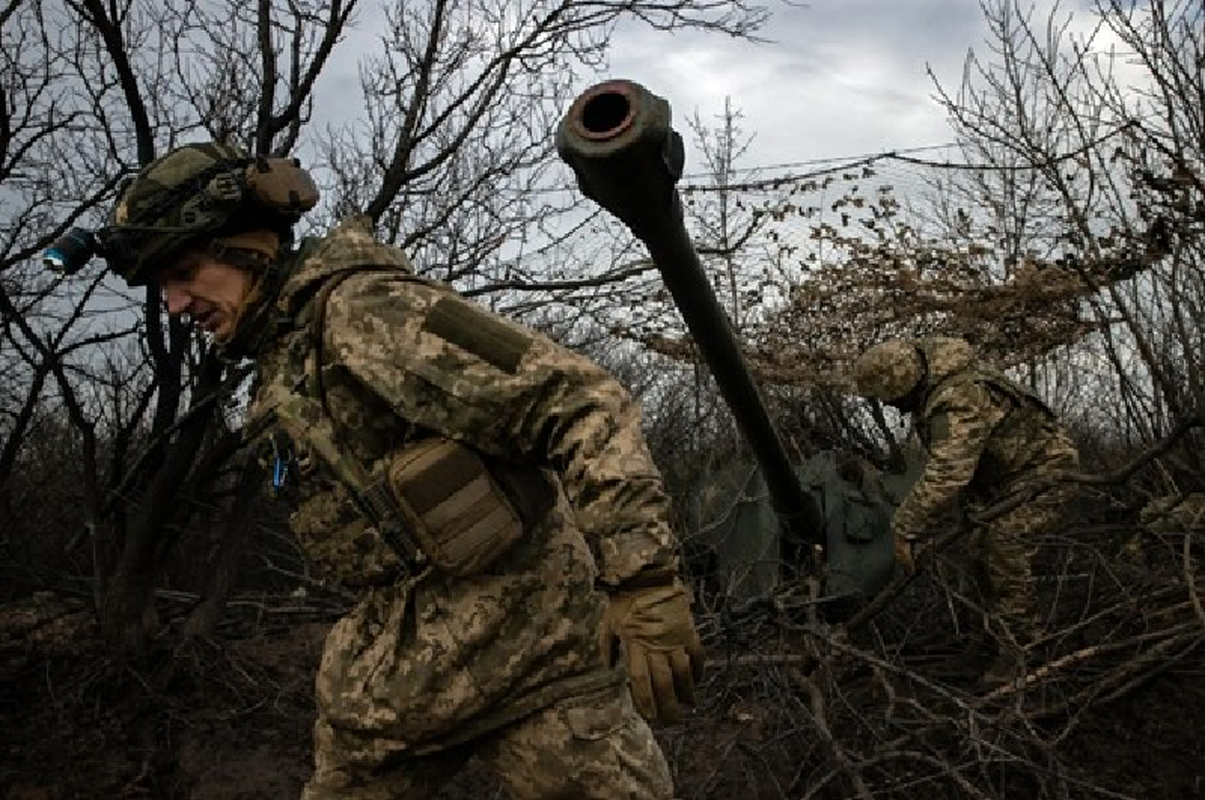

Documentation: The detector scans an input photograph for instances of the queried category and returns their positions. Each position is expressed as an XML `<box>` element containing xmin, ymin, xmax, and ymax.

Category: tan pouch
<box><xmin>386</xmin><ymin>438</ymin><xmax>525</xmax><ymax>577</ymax></box>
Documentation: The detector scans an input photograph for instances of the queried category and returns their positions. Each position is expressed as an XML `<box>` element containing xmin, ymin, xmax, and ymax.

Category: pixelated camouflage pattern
<box><xmin>851</xmin><ymin>339</ymin><xmax>927</xmax><ymax>402</ymax></box>
<box><xmin>246</xmin><ymin>216</ymin><xmax>680</xmax><ymax>759</ymax></box>
<box><xmin>866</xmin><ymin>337</ymin><xmax>1079</xmax><ymax>642</ymax></box>
<box><xmin>302</xmin><ymin>683</ymin><xmax>673</xmax><ymax>800</ymax></box>
<box><xmin>887</xmin><ymin>337</ymin><xmax>1078</xmax><ymax>539</ymax></box>
<box><xmin>286</xmin><ymin>472</ymin><xmax>408</xmax><ymax>587</ymax></box>
<box><xmin>965</xmin><ymin>485</ymin><xmax>1072</xmax><ymax>645</ymax></box>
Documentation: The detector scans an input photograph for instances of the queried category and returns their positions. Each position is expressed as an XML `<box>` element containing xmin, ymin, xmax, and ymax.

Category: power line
<box><xmin>679</xmin><ymin>141</ymin><xmax>961</xmax><ymax>183</ymax></box>
<box><xmin>539</xmin><ymin>119</ymin><xmax>1142</xmax><ymax>199</ymax></box>
<box><xmin>678</xmin><ymin>121</ymin><xmax>1139</xmax><ymax>193</ymax></box>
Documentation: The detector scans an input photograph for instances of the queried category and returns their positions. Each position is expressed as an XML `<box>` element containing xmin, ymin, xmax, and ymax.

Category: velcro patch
<box><xmin>422</xmin><ymin>296</ymin><xmax>532</xmax><ymax>374</ymax></box>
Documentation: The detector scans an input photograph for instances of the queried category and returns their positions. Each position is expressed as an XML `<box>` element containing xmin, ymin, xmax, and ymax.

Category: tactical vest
<box><xmin>920</xmin><ymin>368</ymin><xmax>1060</xmax><ymax>491</ymax></box>
<box><xmin>249</xmin><ymin>244</ymin><xmax>553</xmax><ymax>586</ymax></box>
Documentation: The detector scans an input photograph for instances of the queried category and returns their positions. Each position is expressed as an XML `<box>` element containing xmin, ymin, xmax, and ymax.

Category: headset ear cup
<box><xmin>244</xmin><ymin>157</ymin><xmax>320</xmax><ymax>216</ymax></box>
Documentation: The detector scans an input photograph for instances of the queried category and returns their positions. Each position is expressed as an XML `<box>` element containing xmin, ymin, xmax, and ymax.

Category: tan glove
<box><xmin>600</xmin><ymin>579</ymin><xmax>705</xmax><ymax>724</ymax></box>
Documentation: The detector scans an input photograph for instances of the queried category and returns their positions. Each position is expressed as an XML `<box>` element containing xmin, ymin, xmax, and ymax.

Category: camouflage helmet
<box><xmin>851</xmin><ymin>339</ymin><xmax>925</xmax><ymax>402</ymax></box>
<box><xmin>101</xmin><ymin>141</ymin><xmax>318</xmax><ymax>286</ymax></box>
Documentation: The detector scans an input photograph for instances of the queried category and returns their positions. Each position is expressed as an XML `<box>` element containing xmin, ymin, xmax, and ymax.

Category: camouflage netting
<box><xmin>620</xmin><ymin>147</ymin><xmax>1174</xmax><ymax>391</ymax></box>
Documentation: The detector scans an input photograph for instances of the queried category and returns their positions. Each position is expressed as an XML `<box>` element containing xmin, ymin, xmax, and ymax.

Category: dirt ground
<box><xmin>1</xmin><ymin>589</ymin><xmax>1202</xmax><ymax>800</ymax></box>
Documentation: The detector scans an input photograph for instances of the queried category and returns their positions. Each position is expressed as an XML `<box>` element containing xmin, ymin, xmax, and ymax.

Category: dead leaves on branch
<box><xmin>614</xmin><ymin>148</ymin><xmax>1196</xmax><ymax>400</ymax></box>
<box><xmin>643</xmin><ymin>232</ymin><xmax>1160</xmax><ymax>391</ymax></box>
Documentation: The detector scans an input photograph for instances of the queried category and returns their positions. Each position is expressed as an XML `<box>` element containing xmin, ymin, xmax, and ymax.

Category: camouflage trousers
<box><xmin>966</xmin><ymin>484</ymin><xmax>1071</xmax><ymax>649</ymax></box>
<box><xmin>301</xmin><ymin>682</ymin><xmax>674</xmax><ymax>800</ymax></box>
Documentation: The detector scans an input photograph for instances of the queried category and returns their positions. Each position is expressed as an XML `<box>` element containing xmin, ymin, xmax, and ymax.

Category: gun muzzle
<box><xmin>555</xmin><ymin>79</ymin><xmax>685</xmax><ymax>239</ymax></box>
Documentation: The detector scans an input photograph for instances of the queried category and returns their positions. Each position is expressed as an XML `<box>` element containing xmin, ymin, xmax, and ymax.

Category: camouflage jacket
<box><xmin>892</xmin><ymin>338</ymin><xmax>1079</xmax><ymax>540</ymax></box>
<box><xmin>245</xmin><ymin>217</ymin><xmax>679</xmax><ymax>753</ymax></box>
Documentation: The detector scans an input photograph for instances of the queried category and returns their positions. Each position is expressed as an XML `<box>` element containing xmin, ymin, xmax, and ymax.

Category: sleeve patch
<box><xmin>422</xmin><ymin>296</ymin><xmax>532</xmax><ymax>374</ymax></box>
<box><xmin>928</xmin><ymin>412</ymin><xmax>951</xmax><ymax>444</ymax></box>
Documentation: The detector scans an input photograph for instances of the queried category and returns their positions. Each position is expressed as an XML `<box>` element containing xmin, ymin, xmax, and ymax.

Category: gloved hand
<box><xmin>600</xmin><ymin>578</ymin><xmax>705</xmax><ymax>724</ymax></box>
<box><xmin>894</xmin><ymin>534</ymin><xmax>915</xmax><ymax>575</ymax></box>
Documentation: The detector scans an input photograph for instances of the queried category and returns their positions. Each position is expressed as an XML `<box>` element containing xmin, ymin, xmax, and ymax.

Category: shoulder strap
<box><xmin>308</xmin><ymin>268</ymin><xmax>364</xmax><ymax>418</ymax></box>
<box><xmin>276</xmin><ymin>266</ymin><xmax>427</xmax><ymax>566</ymax></box>
<box><xmin>924</xmin><ymin>368</ymin><xmax>1053</xmax><ymax>420</ymax></box>
<box><xmin>308</xmin><ymin>265</ymin><xmax>438</xmax><ymax>416</ymax></box>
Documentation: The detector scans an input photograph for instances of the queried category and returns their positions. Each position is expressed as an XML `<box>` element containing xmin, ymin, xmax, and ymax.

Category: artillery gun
<box><xmin>555</xmin><ymin>80</ymin><xmax>906</xmax><ymax>611</ymax></box>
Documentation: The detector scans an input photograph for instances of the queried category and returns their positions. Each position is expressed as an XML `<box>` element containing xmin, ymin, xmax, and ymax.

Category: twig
<box><xmin>103</xmin><ymin>362</ymin><xmax>253</xmax><ymax>515</ymax></box>
<box><xmin>840</xmin><ymin>523</ymin><xmax>968</xmax><ymax>632</ymax></box>
<box><xmin>844</xmin><ymin>415</ymin><xmax>1203</xmax><ymax>632</ymax></box>
<box><xmin>1095</xmin><ymin>636</ymin><xmax>1203</xmax><ymax>707</ymax></box>
<box><xmin>807</xmin><ymin>625</ymin><xmax>979</xmax><ymax>716</ymax></box>
<box><xmin>969</xmin><ymin>412</ymin><xmax>1204</xmax><ymax>524</ymax></box>
<box><xmin>864</xmin><ymin>750</ymin><xmax>996</xmax><ymax>800</ymax></box>
<box><xmin>789</xmin><ymin>667</ymin><xmax>874</xmax><ymax>800</ymax></box>
<box><xmin>720</xmin><ymin>653</ymin><xmax>815</xmax><ymax>668</ymax></box>
<box><xmin>977</xmin><ymin>621</ymin><xmax>1201</xmax><ymax>703</ymax></box>
<box><xmin>1186</xmin><ymin>526</ymin><xmax>1205</xmax><ymax>634</ymax></box>
<box><xmin>1035</xmin><ymin>633</ymin><xmax>1203</xmax><ymax>722</ymax></box>
<box><xmin>152</xmin><ymin>588</ymin><xmax>343</xmax><ymax>617</ymax></box>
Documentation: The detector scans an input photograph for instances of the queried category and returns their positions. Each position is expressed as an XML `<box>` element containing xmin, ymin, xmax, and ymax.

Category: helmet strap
<box><xmin>215</xmin><ymin>256</ymin><xmax>293</xmax><ymax>360</ymax></box>
<box><xmin>913</xmin><ymin>342</ymin><xmax>930</xmax><ymax>383</ymax></box>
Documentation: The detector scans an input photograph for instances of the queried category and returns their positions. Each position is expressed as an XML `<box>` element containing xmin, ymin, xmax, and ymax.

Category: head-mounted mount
<box><xmin>42</xmin><ymin>144</ymin><xmax>318</xmax><ymax>284</ymax></box>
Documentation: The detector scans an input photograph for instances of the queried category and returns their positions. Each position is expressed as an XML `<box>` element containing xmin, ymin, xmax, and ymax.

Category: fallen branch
<box><xmin>977</xmin><ymin>621</ymin><xmax>1200</xmax><ymax>704</ymax></box>
<box><xmin>1186</xmin><ymin>526</ymin><xmax>1205</xmax><ymax>634</ymax></box>
<box><xmin>1035</xmin><ymin>633</ymin><xmax>1203</xmax><ymax>722</ymax></box>
<box><xmin>790</xmin><ymin>667</ymin><xmax>875</xmax><ymax>800</ymax></box>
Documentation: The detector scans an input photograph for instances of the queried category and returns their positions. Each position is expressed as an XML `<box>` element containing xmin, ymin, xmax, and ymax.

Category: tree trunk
<box><xmin>96</xmin><ymin>564</ymin><xmax>160</xmax><ymax>657</ymax></box>
<box><xmin>183</xmin><ymin>456</ymin><xmax>264</xmax><ymax>639</ymax></box>
<box><xmin>96</xmin><ymin>356</ymin><xmax>225</xmax><ymax>654</ymax></box>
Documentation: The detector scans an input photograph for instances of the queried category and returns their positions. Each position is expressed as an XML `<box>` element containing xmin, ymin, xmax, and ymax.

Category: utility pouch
<box><xmin>386</xmin><ymin>437</ymin><xmax>526</xmax><ymax>577</ymax></box>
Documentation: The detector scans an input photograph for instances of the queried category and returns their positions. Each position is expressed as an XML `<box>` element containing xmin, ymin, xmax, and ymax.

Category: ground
<box><xmin>1</xmin><ymin>589</ymin><xmax>1202</xmax><ymax>800</ymax></box>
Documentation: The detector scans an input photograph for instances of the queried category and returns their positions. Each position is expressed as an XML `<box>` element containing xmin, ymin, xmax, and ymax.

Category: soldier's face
<box><xmin>159</xmin><ymin>251</ymin><xmax>254</xmax><ymax>341</ymax></box>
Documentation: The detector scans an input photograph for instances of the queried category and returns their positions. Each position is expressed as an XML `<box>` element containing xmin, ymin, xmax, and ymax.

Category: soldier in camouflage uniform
<box><xmin>96</xmin><ymin>142</ymin><xmax>704</xmax><ymax>798</ymax></box>
<box><xmin>852</xmin><ymin>337</ymin><xmax>1079</xmax><ymax>684</ymax></box>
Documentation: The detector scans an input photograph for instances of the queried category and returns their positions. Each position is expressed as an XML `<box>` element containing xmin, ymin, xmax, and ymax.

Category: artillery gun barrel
<box><xmin>556</xmin><ymin>79</ymin><xmax>824</xmax><ymax>551</ymax></box>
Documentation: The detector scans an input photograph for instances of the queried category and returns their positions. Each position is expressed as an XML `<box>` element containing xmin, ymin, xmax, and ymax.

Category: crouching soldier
<box><xmin>852</xmin><ymin>336</ymin><xmax>1078</xmax><ymax>685</ymax></box>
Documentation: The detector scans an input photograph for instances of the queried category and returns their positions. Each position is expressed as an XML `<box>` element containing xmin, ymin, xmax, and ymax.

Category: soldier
<box><xmin>851</xmin><ymin>336</ymin><xmax>1079</xmax><ymax>685</ymax></box>
<box><xmin>94</xmin><ymin>142</ymin><xmax>704</xmax><ymax>798</ymax></box>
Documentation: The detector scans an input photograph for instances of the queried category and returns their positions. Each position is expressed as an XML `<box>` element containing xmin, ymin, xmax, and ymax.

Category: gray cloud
<box><xmin>606</xmin><ymin>0</ymin><xmax>990</xmax><ymax>169</ymax></box>
<box><xmin>306</xmin><ymin>1</ymin><xmax>1118</xmax><ymax>181</ymax></box>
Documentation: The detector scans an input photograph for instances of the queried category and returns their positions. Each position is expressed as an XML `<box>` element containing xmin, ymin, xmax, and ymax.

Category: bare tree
<box><xmin>1</xmin><ymin>0</ymin><xmax>775</xmax><ymax>653</ymax></box>
<box><xmin>929</xmin><ymin>0</ymin><xmax>1204</xmax><ymax>446</ymax></box>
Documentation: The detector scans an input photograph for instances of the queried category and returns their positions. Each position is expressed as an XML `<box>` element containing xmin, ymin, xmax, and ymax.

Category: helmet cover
<box><xmin>852</xmin><ymin>339</ymin><xmax>925</xmax><ymax>402</ymax></box>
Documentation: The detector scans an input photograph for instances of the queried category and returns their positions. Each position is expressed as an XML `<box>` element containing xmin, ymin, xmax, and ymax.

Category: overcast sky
<box><xmin>308</xmin><ymin>0</ymin><xmax>998</xmax><ymax>174</ymax></box>
<box><xmin>603</xmin><ymin>0</ymin><xmax>1142</xmax><ymax>189</ymax></box>
<box><xmin>309</xmin><ymin>0</ymin><xmax>1123</xmax><ymax>186</ymax></box>
<box><xmin>605</xmin><ymin>0</ymin><xmax>987</xmax><ymax>172</ymax></box>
